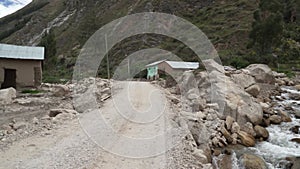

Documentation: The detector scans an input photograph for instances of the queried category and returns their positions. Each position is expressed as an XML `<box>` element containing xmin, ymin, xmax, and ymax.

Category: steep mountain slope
<box><xmin>0</xmin><ymin>0</ymin><xmax>260</xmax><ymax>81</ymax></box>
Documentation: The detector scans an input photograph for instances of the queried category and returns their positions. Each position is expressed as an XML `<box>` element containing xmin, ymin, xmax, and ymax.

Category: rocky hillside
<box><xmin>0</xmin><ymin>0</ymin><xmax>299</xmax><ymax>81</ymax></box>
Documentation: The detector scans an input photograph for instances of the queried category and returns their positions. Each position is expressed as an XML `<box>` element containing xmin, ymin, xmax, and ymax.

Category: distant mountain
<box><xmin>0</xmin><ymin>0</ymin><xmax>298</xmax><ymax>81</ymax></box>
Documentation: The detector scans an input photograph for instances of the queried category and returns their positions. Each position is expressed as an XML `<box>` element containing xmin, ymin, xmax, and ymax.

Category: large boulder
<box><xmin>179</xmin><ymin>71</ymin><xmax>198</xmax><ymax>94</ymax></box>
<box><xmin>202</xmin><ymin>59</ymin><xmax>225</xmax><ymax>73</ymax></box>
<box><xmin>181</xmin><ymin>60</ymin><xmax>263</xmax><ymax>129</ymax></box>
<box><xmin>241</xmin><ymin>154</ymin><xmax>267</xmax><ymax>169</ymax></box>
<box><xmin>231</xmin><ymin>73</ymin><xmax>256</xmax><ymax>89</ymax></box>
<box><xmin>246</xmin><ymin>64</ymin><xmax>275</xmax><ymax>84</ymax></box>
<box><xmin>0</xmin><ymin>87</ymin><xmax>16</xmax><ymax>105</ymax></box>
<box><xmin>207</xmin><ymin>70</ymin><xmax>263</xmax><ymax>126</ymax></box>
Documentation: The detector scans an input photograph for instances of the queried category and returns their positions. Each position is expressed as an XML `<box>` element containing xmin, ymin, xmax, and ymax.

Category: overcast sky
<box><xmin>0</xmin><ymin>0</ymin><xmax>32</xmax><ymax>18</ymax></box>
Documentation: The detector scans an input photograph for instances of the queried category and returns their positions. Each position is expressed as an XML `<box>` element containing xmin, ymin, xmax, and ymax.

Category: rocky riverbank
<box><xmin>158</xmin><ymin>59</ymin><xmax>299</xmax><ymax>169</ymax></box>
<box><xmin>1</xmin><ymin>60</ymin><xmax>299</xmax><ymax>168</ymax></box>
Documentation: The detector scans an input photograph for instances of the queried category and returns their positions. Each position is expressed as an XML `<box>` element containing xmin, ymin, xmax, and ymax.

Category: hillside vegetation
<box><xmin>0</xmin><ymin>0</ymin><xmax>299</xmax><ymax>81</ymax></box>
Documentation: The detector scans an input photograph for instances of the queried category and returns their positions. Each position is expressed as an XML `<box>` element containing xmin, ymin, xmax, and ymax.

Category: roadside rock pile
<box><xmin>0</xmin><ymin>78</ymin><xmax>112</xmax><ymax>150</ymax></box>
<box><xmin>72</xmin><ymin>77</ymin><xmax>113</xmax><ymax>113</ymax></box>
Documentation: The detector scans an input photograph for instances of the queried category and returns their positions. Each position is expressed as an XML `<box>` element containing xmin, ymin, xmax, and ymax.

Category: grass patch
<box><xmin>21</xmin><ymin>89</ymin><xmax>44</xmax><ymax>94</ymax></box>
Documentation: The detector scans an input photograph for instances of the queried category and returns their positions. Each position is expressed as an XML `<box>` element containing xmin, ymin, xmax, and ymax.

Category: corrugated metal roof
<box><xmin>146</xmin><ymin>60</ymin><xmax>199</xmax><ymax>69</ymax></box>
<box><xmin>0</xmin><ymin>43</ymin><xmax>44</xmax><ymax>60</ymax></box>
<box><xmin>166</xmin><ymin>61</ymin><xmax>199</xmax><ymax>69</ymax></box>
<box><xmin>146</xmin><ymin>60</ymin><xmax>166</xmax><ymax>67</ymax></box>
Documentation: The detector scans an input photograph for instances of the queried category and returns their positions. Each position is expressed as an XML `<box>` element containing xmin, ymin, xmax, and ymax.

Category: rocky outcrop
<box><xmin>0</xmin><ymin>87</ymin><xmax>16</xmax><ymax>105</ymax></box>
<box><xmin>195</xmin><ymin>60</ymin><xmax>263</xmax><ymax>128</ymax></box>
<box><xmin>246</xmin><ymin>64</ymin><xmax>275</xmax><ymax>84</ymax></box>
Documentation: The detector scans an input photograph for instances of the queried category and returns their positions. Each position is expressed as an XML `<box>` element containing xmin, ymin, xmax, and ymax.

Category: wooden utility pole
<box><xmin>105</xmin><ymin>34</ymin><xmax>110</xmax><ymax>79</ymax></box>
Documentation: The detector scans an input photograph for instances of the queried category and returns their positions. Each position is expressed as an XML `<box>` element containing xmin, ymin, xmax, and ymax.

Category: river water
<box><xmin>245</xmin><ymin>86</ymin><xmax>300</xmax><ymax>168</ymax></box>
<box><xmin>214</xmin><ymin>86</ymin><xmax>300</xmax><ymax>168</ymax></box>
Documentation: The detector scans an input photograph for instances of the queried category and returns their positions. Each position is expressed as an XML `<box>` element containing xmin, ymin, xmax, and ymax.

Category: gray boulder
<box><xmin>202</xmin><ymin>59</ymin><xmax>225</xmax><ymax>73</ymax></box>
<box><xmin>231</xmin><ymin>73</ymin><xmax>256</xmax><ymax>89</ymax></box>
<box><xmin>246</xmin><ymin>64</ymin><xmax>275</xmax><ymax>84</ymax></box>
<box><xmin>0</xmin><ymin>87</ymin><xmax>16</xmax><ymax>105</ymax></box>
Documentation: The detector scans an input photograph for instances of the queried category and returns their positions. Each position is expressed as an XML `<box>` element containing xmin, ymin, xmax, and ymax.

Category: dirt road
<box><xmin>0</xmin><ymin>81</ymin><xmax>178</xmax><ymax>169</ymax></box>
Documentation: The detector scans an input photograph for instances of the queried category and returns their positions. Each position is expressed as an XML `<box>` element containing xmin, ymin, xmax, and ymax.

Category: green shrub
<box><xmin>21</xmin><ymin>89</ymin><xmax>43</xmax><ymax>94</ymax></box>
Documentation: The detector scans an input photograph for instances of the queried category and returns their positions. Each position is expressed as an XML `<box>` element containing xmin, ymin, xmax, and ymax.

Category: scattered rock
<box><xmin>212</xmin><ymin>149</ymin><xmax>221</xmax><ymax>156</ymax></box>
<box><xmin>193</xmin><ymin>149</ymin><xmax>208</xmax><ymax>164</ymax></box>
<box><xmin>187</xmin><ymin>120</ymin><xmax>210</xmax><ymax>146</ymax></box>
<box><xmin>291</xmin><ymin>157</ymin><xmax>300</xmax><ymax>169</ymax></box>
<box><xmin>242</xmin><ymin>122</ymin><xmax>256</xmax><ymax>137</ymax></box>
<box><xmin>261</xmin><ymin>118</ymin><xmax>271</xmax><ymax>127</ymax></box>
<box><xmin>254</xmin><ymin>125</ymin><xmax>269</xmax><ymax>140</ymax></box>
<box><xmin>245</xmin><ymin>84</ymin><xmax>260</xmax><ymax>97</ymax></box>
<box><xmin>206</xmin><ymin>103</ymin><xmax>219</xmax><ymax>111</ymax></box>
<box><xmin>225</xmin><ymin>116</ymin><xmax>235</xmax><ymax>130</ymax></box>
<box><xmin>289</xmin><ymin>93</ymin><xmax>300</xmax><ymax>100</ymax></box>
<box><xmin>294</xmin><ymin>111</ymin><xmax>300</xmax><ymax>119</ymax></box>
<box><xmin>54</xmin><ymin>113</ymin><xmax>76</xmax><ymax>121</ymax></box>
<box><xmin>273</xmin><ymin>72</ymin><xmax>286</xmax><ymax>78</ymax></box>
<box><xmin>291</xmin><ymin>138</ymin><xmax>300</xmax><ymax>144</ymax></box>
<box><xmin>269</xmin><ymin>115</ymin><xmax>282</xmax><ymax>124</ymax></box>
<box><xmin>168</xmin><ymin>95</ymin><xmax>180</xmax><ymax>104</ymax></box>
<box><xmin>221</xmin><ymin>125</ymin><xmax>233</xmax><ymax>143</ymax></box>
<box><xmin>241</xmin><ymin>154</ymin><xmax>267</xmax><ymax>169</ymax></box>
<box><xmin>231</xmin><ymin>133</ymin><xmax>238</xmax><ymax>145</ymax></box>
<box><xmin>276</xmin><ymin>79</ymin><xmax>286</xmax><ymax>86</ymax></box>
<box><xmin>290</xmin><ymin>126</ymin><xmax>300</xmax><ymax>134</ymax></box>
<box><xmin>32</xmin><ymin>117</ymin><xmax>39</xmax><ymax>124</ymax></box>
<box><xmin>214</xmin><ymin>154</ymin><xmax>233</xmax><ymax>169</ymax></box>
<box><xmin>53</xmin><ymin>85</ymin><xmax>69</xmax><ymax>97</ymax></box>
<box><xmin>260</xmin><ymin>102</ymin><xmax>270</xmax><ymax>109</ymax></box>
<box><xmin>294</xmin><ymin>85</ymin><xmax>300</xmax><ymax>91</ymax></box>
<box><xmin>238</xmin><ymin>131</ymin><xmax>256</xmax><ymax>147</ymax></box>
<box><xmin>279</xmin><ymin>110</ymin><xmax>292</xmax><ymax>122</ymax></box>
<box><xmin>49</xmin><ymin>109</ymin><xmax>78</xmax><ymax>117</ymax></box>
<box><xmin>231</xmin><ymin>122</ymin><xmax>240</xmax><ymax>133</ymax></box>
<box><xmin>0</xmin><ymin>87</ymin><xmax>16</xmax><ymax>105</ymax></box>
<box><xmin>13</xmin><ymin>121</ymin><xmax>28</xmax><ymax>131</ymax></box>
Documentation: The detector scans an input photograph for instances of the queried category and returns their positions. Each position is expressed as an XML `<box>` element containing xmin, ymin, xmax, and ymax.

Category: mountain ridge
<box><xmin>0</xmin><ymin>0</ymin><xmax>299</xmax><ymax>81</ymax></box>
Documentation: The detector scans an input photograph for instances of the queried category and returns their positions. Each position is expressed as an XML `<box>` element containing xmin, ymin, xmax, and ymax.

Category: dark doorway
<box><xmin>1</xmin><ymin>69</ymin><xmax>16</xmax><ymax>89</ymax></box>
